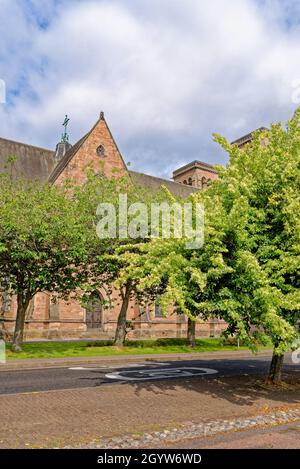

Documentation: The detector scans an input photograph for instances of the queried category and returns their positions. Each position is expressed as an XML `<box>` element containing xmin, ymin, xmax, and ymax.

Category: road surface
<box><xmin>0</xmin><ymin>354</ymin><xmax>298</xmax><ymax>395</ymax></box>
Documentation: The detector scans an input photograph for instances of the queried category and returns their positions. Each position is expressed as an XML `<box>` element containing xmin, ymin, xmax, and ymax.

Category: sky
<box><xmin>1</xmin><ymin>0</ymin><xmax>300</xmax><ymax>179</ymax></box>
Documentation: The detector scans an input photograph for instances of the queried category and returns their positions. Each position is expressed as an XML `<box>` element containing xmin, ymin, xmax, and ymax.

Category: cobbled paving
<box><xmin>69</xmin><ymin>408</ymin><xmax>300</xmax><ymax>449</ymax></box>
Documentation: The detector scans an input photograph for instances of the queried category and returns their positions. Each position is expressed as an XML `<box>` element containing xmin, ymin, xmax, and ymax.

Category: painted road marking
<box><xmin>105</xmin><ymin>367</ymin><xmax>218</xmax><ymax>381</ymax></box>
<box><xmin>69</xmin><ymin>362</ymin><xmax>170</xmax><ymax>371</ymax></box>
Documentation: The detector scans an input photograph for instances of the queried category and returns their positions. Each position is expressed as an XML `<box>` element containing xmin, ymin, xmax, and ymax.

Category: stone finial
<box><xmin>99</xmin><ymin>111</ymin><xmax>104</xmax><ymax>120</ymax></box>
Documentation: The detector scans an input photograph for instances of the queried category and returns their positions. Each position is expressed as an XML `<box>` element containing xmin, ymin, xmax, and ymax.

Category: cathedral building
<box><xmin>0</xmin><ymin>113</ymin><xmax>251</xmax><ymax>340</ymax></box>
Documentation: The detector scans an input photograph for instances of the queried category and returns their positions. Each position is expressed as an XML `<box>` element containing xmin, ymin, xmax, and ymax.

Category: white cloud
<box><xmin>1</xmin><ymin>0</ymin><xmax>300</xmax><ymax>177</ymax></box>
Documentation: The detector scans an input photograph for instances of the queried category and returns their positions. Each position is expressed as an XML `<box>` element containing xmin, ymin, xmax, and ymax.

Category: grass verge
<box><xmin>4</xmin><ymin>337</ymin><xmax>269</xmax><ymax>360</ymax></box>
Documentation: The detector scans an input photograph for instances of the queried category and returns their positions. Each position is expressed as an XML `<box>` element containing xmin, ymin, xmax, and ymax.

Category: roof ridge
<box><xmin>129</xmin><ymin>169</ymin><xmax>193</xmax><ymax>187</ymax></box>
<box><xmin>0</xmin><ymin>136</ymin><xmax>54</xmax><ymax>154</ymax></box>
<box><xmin>48</xmin><ymin>130</ymin><xmax>91</xmax><ymax>183</ymax></box>
<box><xmin>231</xmin><ymin>126</ymin><xmax>269</xmax><ymax>145</ymax></box>
<box><xmin>129</xmin><ymin>170</ymin><xmax>198</xmax><ymax>196</ymax></box>
<box><xmin>173</xmin><ymin>159</ymin><xmax>218</xmax><ymax>177</ymax></box>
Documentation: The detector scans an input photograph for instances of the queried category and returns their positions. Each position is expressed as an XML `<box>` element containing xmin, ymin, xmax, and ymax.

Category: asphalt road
<box><xmin>0</xmin><ymin>354</ymin><xmax>298</xmax><ymax>395</ymax></box>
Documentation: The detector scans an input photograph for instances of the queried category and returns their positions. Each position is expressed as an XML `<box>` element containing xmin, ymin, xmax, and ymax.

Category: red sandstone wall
<box><xmin>174</xmin><ymin>167</ymin><xmax>218</xmax><ymax>188</ymax></box>
<box><xmin>55</xmin><ymin>117</ymin><xmax>127</xmax><ymax>186</ymax></box>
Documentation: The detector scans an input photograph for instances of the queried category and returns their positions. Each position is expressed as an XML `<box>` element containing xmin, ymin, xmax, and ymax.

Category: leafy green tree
<box><xmin>117</xmin><ymin>109</ymin><xmax>300</xmax><ymax>382</ymax></box>
<box><xmin>116</xmin><ymin>189</ymin><xmax>233</xmax><ymax>347</ymax></box>
<box><xmin>0</xmin><ymin>173</ymin><xmax>94</xmax><ymax>351</ymax></box>
<box><xmin>76</xmin><ymin>172</ymin><xmax>169</xmax><ymax>346</ymax></box>
<box><xmin>213</xmin><ymin>111</ymin><xmax>300</xmax><ymax>382</ymax></box>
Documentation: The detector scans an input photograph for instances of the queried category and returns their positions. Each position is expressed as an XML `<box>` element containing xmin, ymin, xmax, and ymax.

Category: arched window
<box><xmin>96</xmin><ymin>145</ymin><xmax>106</xmax><ymax>157</ymax></box>
<box><xmin>183</xmin><ymin>180</ymin><xmax>187</xmax><ymax>185</ymax></box>
<box><xmin>188</xmin><ymin>177</ymin><xmax>193</xmax><ymax>186</ymax></box>
<box><xmin>85</xmin><ymin>291</ymin><xmax>104</xmax><ymax>329</ymax></box>
<box><xmin>154</xmin><ymin>297</ymin><xmax>163</xmax><ymax>317</ymax></box>
<box><xmin>49</xmin><ymin>295</ymin><xmax>59</xmax><ymax>321</ymax></box>
<box><xmin>202</xmin><ymin>177</ymin><xmax>208</xmax><ymax>189</ymax></box>
<box><xmin>139</xmin><ymin>304</ymin><xmax>150</xmax><ymax>321</ymax></box>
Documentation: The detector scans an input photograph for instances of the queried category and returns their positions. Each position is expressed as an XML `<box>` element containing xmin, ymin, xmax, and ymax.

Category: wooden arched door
<box><xmin>85</xmin><ymin>291</ymin><xmax>104</xmax><ymax>329</ymax></box>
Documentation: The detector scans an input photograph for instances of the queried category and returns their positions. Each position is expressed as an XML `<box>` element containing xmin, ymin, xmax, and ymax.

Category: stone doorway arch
<box><xmin>85</xmin><ymin>291</ymin><xmax>104</xmax><ymax>329</ymax></box>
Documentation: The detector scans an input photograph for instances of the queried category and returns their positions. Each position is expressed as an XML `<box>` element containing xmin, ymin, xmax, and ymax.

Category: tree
<box><xmin>187</xmin><ymin>317</ymin><xmax>196</xmax><ymax>347</ymax></box>
<box><xmin>115</xmin><ymin>189</ymin><xmax>232</xmax><ymax>347</ymax></box>
<box><xmin>0</xmin><ymin>173</ymin><xmax>94</xmax><ymax>351</ymax></box>
<box><xmin>117</xmin><ymin>109</ymin><xmax>300</xmax><ymax>382</ymax></box>
<box><xmin>76</xmin><ymin>171</ymin><xmax>169</xmax><ymax>346</ymax></box>
<box><xmin>213</xmin><ymin>111</ymin><xmax>300</xmax><ymax>382</ymax></box>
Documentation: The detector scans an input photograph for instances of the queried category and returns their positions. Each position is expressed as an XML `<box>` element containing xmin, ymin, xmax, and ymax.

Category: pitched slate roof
<box><xmin>129</xmin><ymin>170</ymin><xmax>197</xmax><ymax>197</ymax></box>
<box><xmin>173</xmin><ymin>160</ymin><xmax>218</xmax><ymax>178</ymax></box>
<box><xmin>231</xmin><ymin>127</ymin><xmax>268</xmax><ymax>146</ymax></box>
<box><xmin>0</xmin><ymin>136</ymin><xmax>55</xmax><ymax>182</ymax></box>
<box><xmin>48</xmin><ymin>133</ymin><xmax>88</xmax><ymax>183</ymax></box>
<box><xmin>0</xmin><ymin>135</ymin><xmax>198</xmax><ymax>197</ymax></box>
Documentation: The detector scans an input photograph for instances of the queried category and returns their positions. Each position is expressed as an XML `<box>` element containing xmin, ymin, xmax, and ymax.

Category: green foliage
<box><xmin>76</xmin><ymin>171</ymin><xmax>177</xmax><ymax>300</ymax></box>
<box><xmin>117</xmin><ymin>109</ymin><xmax>300</xmax><ymax>356</ymax></box>
<box><xmin>0</xmin><ymin>173</ymin><xmax>94</xmax><ymax>301</ymax></box>
<box><xmin>213</xmin><ymin>110</ymin><xmax>300</xmax><ymax>354</ymax></box>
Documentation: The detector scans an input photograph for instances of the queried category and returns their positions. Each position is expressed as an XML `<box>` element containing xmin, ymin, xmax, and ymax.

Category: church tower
<box><xmin>172</xmin><ymin>160</ymin><xmax>218</xmax><ymax>189</ymax></box>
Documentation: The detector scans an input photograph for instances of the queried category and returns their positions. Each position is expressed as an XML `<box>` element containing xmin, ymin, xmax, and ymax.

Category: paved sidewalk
<box><xmin>0</xmin><ymin>373</ymin><xmax>298</xmax><ymax>448</ymax></box>
<box><xmin>163</xmin><ymin>421</ymin><xmax>300</xmax><ymax>449</ymax></box>
<box><xmin>0</xmin><ymin>349</ymin><xmax>272</xmax><ymax>371</ymax></box>
<box><xmin>77</xmin><ymin>408</ymin><xmax>300</xmax><ymax>449</ymax></box>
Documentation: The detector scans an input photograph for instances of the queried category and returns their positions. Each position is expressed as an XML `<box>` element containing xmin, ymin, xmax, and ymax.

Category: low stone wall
<box><xmin>1</xmin><ymin>317</ymin><xmax>227</xmax><ymax>341</ymax></box>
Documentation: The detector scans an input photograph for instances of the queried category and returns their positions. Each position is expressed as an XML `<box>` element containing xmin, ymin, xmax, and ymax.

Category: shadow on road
<box><xmin>80</xmin><ymin>357</ymin><xmax>300</xmax><ymax>407</ymax></box>
<box><xmin>129</xmin><ymin>362</ymin><xmax>300</xmax><ymax>407</ymax></box>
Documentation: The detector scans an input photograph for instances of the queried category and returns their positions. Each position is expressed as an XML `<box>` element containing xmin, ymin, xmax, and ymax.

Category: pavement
<box><xmin>0</xmin><ymin>373</ymin><xmax>299</xmax><ymax>449</ymax></box>
<box><xmin>162</xmin><ymin>421</ymin><xmax>300</xmax><ymax>449</ymax></box>
<box><xmin>0</xmin><ymin>351</ymin><xmax>299</xmax><ymax>448</ymax></box>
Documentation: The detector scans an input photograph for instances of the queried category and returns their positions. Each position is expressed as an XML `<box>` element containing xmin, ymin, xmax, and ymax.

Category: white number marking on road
<box><xmin>105</xmin><ymin>367</ymin><xmax>218</xmax><ymax>381</ymax></box>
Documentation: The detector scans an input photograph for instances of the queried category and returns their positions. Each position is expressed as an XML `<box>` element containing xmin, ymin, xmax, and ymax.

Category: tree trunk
<box><xmin>268</xmin><ymin>349</ymin><xmax>285</xmax><ymax>384</ymax></box>
<box><xmin>114</xmin><ymin>283</ymin><xmax>131</xmax><ymax>347</ymax></box>
<box><xmin>187</xmin><ymin>317</ymin><xmax>196</xmax><ymax>347</ymax></box>
<box><xmin>12</xmin><ymin>293</ymin><xmax>30</xmax><ymax>352</ymax></box>
<box><xmin>0</xmin><ymin>320</ymin><xmax>11</xmax><ymax>342</ymax></box>
<box><xmin>0</xmin><ymin>285</ymin><xmax>12</xmax><ymax>341</ymax></box>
